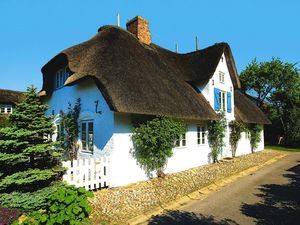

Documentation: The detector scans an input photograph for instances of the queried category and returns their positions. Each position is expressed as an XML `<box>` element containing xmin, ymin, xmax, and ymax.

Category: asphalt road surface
<box><xmin>147</xmin><ymin>153</ymin><xmax>300</xmax><ymax>225</ymax></box>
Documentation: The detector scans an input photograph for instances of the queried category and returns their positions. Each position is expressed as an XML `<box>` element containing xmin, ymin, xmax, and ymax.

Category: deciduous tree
<box><xmin>240</xmin><ymin>58</ymin><xmax>300</xmax><ymax>146</ymax></box>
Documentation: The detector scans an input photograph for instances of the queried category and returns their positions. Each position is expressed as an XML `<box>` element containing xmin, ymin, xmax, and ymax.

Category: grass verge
<box><xmin>265</xmin><ymin>145</ymin><xmax>300</xmax><ymax>152</ymax></box>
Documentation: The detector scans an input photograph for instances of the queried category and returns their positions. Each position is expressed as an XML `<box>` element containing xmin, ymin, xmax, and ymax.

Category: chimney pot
<box><xmin>126</xmin><ymin>16</ymin><xmax>151</xmax><ymax>45</ymax></box>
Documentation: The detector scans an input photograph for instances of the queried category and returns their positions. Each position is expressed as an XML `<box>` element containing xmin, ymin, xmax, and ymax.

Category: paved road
<box><xmin>147</xmin><ymin>153</ymin><xmax>300</xmax><ymax>225</ymax></box>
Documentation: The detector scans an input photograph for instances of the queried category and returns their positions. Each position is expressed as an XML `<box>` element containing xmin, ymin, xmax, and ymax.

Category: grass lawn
<box><xmin>265</xmin><ymin>145</ymin><xmax>300</xmax><ymax>152</ymax></box>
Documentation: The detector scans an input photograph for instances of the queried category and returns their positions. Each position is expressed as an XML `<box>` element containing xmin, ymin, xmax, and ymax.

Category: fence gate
<box><xmin>62</xmin><ymin>157</ymin><xmax>109</xmax><ymax>190</ymax></box>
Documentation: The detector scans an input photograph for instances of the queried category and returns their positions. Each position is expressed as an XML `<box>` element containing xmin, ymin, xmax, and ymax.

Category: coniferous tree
<box><xmin>0</xmin><ymin>86</ymin><xmax>64</xmax><ymax>211</ymax></box>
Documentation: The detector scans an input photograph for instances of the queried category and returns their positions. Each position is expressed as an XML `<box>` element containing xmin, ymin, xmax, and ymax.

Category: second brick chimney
<box><xmin>126</xmin><ymin>16</ymin><xmax>151</xmax><ymax>45</ymax></box>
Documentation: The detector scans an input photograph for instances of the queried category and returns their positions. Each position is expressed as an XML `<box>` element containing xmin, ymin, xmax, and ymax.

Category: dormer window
<box><xmin>219</xmin><ymin>71</ymin><xmax>225</xmax><ymax>83</ymax></box>
<box><xmin>55</xmin><ymin>66</ymin><xmax>70</xmax><ymax>89</ymax></box>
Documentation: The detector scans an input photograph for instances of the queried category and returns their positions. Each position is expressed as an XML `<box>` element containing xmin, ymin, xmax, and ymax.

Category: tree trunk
<box><xmin>157</xmin><ymin>168</ymin><xmax>165</xmax><ymax>178</ymax></box>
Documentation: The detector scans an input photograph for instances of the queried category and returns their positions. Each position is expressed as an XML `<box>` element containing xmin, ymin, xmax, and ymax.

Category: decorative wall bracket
<box><xmin>94</xmin><ymin>100</ymin><xmax>102</xmax><ymax>114</ymax></box>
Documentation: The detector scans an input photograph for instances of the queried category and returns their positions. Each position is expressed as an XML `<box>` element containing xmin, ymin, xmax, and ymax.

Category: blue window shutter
<box><xmin>214</xmin><ymin>88</ymin><xmax>220</xmax><ymax>111</ymax></box>
<box><xmin>227</xmin><ymin>92</ymin><xmax>232</xmax><ymax>113</ymax></box>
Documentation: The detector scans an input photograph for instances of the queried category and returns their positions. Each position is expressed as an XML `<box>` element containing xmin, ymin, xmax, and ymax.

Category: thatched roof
<box><xmin>234</xmin><ymin>90</ymin><xmax>271</xmax><ymax>124</ymax></box>
<box><xmin>42</xmin><ymin>26</ymin><xmax>235</xmax><ymax>120</ymax></box>
<box><xmin>0</xmin><ymin>89</ymin><xmax>25</xmax><ymax>105</ymax></box>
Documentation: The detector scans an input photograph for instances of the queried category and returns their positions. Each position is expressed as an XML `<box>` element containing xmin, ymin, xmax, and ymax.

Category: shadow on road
<box><xmin>148</xmin><ymin>210</ymin><xmax>238</xmax><ymax>225</ymax></box>
<box><xmin>241</xmin><ymin>162</ymin><xmax>300</xmax><ymax>225</ymax></box>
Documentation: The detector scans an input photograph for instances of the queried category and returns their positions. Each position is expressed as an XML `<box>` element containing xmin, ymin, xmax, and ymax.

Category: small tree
<box><xmin>207</xmin><ymin>111</ymin><xmax>227</xmax><ymax>163</ymax></box>
<box><xmin>229</xmin><ymin>120</ymin><xmax>245</xmax><ymax>158</ymax></box>
<box><xmin>131</xmin><ymin>116</ymin><xmax>185</xmax><ymax>178</ymax></box>
<box><xmin>60</xmin><ymin>99</ymin><xmax>81</xmax><ymax>161</ymax></box>
<box><xmin>249</xmin><ymin>124</ymin><xmax>263</xmax><ymax>153</ymax></box>
<box><xmin>0</xmin><ymin>86</ymin><xmax>64</xmax><ymax>211</ymax></box>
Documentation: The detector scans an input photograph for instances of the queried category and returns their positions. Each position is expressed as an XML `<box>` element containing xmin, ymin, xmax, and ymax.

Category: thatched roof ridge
<box><xmin>41</xmin><ymin>26</ymin><xmax>222</xmax><ymax>120</ymax></box>
<box><xmin>151</xmin><ymin>42</ymin><xmax>240</xmax><ymax>88</ymax></box>
<box><xmin>0</xmin><ymin>89</ymin><xmax>25</xmax><ymax>104</ymax></box>
<box><xmin>234</xmin><ymin>90</ymin><xmax>271</xmax><ymax>124</ymax></box>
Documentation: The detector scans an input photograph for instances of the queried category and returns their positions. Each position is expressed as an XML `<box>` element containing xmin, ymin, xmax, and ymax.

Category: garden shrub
<box><xmin>131</xmin><ymin>116</ymin><xmax>186</xmax><ymax>177</ymax></box>
<box><xmin>21</xmin><ymin>185</ymin><xmax>93</xmax><ymax>225</ymax></box>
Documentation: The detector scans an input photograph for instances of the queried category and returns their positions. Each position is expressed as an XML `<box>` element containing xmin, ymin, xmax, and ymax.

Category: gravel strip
<box><xmin>89</xmin><ymin>150</ymin><xmax>285</xmax><ymax>224</ymax></box>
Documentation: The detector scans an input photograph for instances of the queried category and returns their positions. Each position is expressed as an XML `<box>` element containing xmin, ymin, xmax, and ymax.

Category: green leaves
<box><xmin>0</xmin><ymin>169</ymin><xmax>57</xmax><ymax>190</ymax></box>
<box><xmin>229</xmin><ymin>121</ymin><xmax>246</xmax><ymax>157</ymax></box>
<box><xmin>0</xmin><ymin>182</ymin><xmax>64</xmax><ymax>211</ymax></box>
<box><xmin>207</xmin><ymin>112</ymin><xmax>227</xmax><ymax>163</ymax></box>
<box><xmin>0</xmin><ymin>86</ymin><xmax>64</xmax><ymax>212</ymax></box>
<box><xmin>22</xmin><ymin>185</ymin><xmax>93</xmax><ymax>225</ymax></box>
<box><xmin>60</xmin><ymin>98</ymin><xmax>81</xmax><ymax>161</ymax></box>
<box><xmin>131</xmin><ymin>116</ymin><xmax>185</xmax><ymax>177</ymax></box>
<box><xmin>240</xmin><ymin>58</ymin><xmax>300</xmax><ymax>146</ymax></box>
<box><xmin>249</xmin><ymin>124</ymin><xmax>263</xmax><ymax>153</ymax></box>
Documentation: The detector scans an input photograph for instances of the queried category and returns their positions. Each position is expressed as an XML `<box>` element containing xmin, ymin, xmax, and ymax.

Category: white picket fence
<box><xmin>62</xmin><ymin>157</ymin><xmax>109</xmax><ymax>190</ymax></box>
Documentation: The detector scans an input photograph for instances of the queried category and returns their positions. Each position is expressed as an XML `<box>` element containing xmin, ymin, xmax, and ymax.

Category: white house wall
<box><xmin>44</xmin><ymin>64</ymin><xmax>266</xmax><ymax>188</ymax></box>
<box><xmin>198</xmin><ymin>53</ymin><xmax>235</xmax><ymax>158</ymax></box>
<box><xmin>236</xmin><ymin>129</ymin><xmax>265</xmax><ymax>156</ymax></box>
<box><xmin>44</xmin><ymin>79</ymin><xmax>115</xmax><ymax>158</ymax></box>
<box><xmin>165</xmin><ymin>123</ymin><xmax>212</xmax><ymax>173</ymax></box>
<box><xmin>109</xmin><ymin>113</ymin><xmax>148</xmax><ymax>187</ymax></box>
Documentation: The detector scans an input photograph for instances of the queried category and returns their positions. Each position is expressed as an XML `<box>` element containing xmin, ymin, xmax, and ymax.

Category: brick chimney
<box><xmin>126</xmin><ymin>16</ymin><xmax>151</xmax><ymax>45</ymax></box>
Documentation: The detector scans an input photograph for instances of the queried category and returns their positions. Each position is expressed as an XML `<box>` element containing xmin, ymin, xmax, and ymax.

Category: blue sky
<box><xmin>0</xmin><ymin>0</ymin><xmax>299</xmax><ymax>91</ymax></box>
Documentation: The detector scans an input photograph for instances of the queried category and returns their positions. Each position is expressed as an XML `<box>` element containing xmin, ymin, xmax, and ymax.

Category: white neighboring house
<box><xmin>0</xmin><ymin>89</ymin><xmax>24</xmax><ymax>115</ymax></box>
<box><xmin>40</xmin><ymin>16</ymin><xmax>270</xmax><ymax>188</ymax></box>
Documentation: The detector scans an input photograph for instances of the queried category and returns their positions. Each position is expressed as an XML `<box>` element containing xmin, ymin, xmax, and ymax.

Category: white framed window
<box><xmin>81</xmin><ymin>121</ymin><xmax>94</xmax><ymax>153</ymax></box>
<box><xmin>175</xmin><ymin>132</ymin><xmax>186</xmax><ymax>147</ymax></box>
<box><xmin>197</xmin><ymin>126</ymin><xmax>206</xmax><ymax>145</ymax></box>
<box><xmin>0</xmin><ymin>104</ymin><xmax>12</xmax><ymax>114</ymax></box>
<box><xmin>219</xmin><ymin>91</ymin><xmax>226</xmax><ymax>111</ymax></box>
<box><xmin>219</xmin><ymin>71</ymin><xmax>225</xmax><ymax>83</ymax></box>
<box><xmin>54</xmin><ymin>66</ymin><xmax>70</xmax><ymax>90</ymax></box>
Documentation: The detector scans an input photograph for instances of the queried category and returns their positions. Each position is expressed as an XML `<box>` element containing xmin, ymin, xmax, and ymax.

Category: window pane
<box><xmin>197</xmin><ymin>126</ymin><xmax>200</xmax><ymax>144</ymax></box>
<box><xmin>60</xmin><ymin>71</ymin><xmax>64</xmax><ymax>87</ymax></box>
<box><xmin>82</xmin><ymin>123</ymin><xmax>87</xmax><ymax>150</ymax></box>
<box><xmin>0</xmin><ymin>105</ymin><xmax>5</xmax><ymax>113</ymax></box>
<box><xmin>56</xmin><ymin>73</ymin><xmax>59</xmax><ymax>89</ymax></box>
<box><xmin>6</xmin><ymin>106</ymin><xmax>11</xmax><ymax>114</ymax></box>
<box><xmin>222</xmin><ymin>92</ymin><xmax>226</xmax><ymax>111</ymax></box>
<box><xmin>182</xmin><ymin>133</ymin><xmax>186</xmax><ymax>146</ymax></box>
<box><xmin>88</xmin><ymin>122</ymin><xmax>94</xmax><ymax>152</ymax></box>
<box><xmin>175</xmin><ymin>139</ymin><xmax>180</xmax><ymax>147</ymax></box>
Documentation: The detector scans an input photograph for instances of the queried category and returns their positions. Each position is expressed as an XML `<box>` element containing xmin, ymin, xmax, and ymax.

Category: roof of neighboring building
<box><xmin>0</xmin><ymin>89</ymin><xmax>25</xmax><ymax>105</ymax></box>
<box><xmin>234</xmin><ymin>90</ymin><xmax>271</xmax><ymax>124</ymax></box>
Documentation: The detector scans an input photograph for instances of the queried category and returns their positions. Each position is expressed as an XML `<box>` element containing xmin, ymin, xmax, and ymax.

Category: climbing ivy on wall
<box><xmin>131</xmin><ymin>116</ymin><xmax>186</xmax><ymax>178</ymax></box>
<box><xmin>60</xmin><ymin>98</ymin><xmax>81</xmax><ymax>161</ymax></box>
<box><xmin>229</xmin><ymin>120</ymin><xmax>246</xmax><ymax>158</ymax></box>
<box><xmin>207</xmin><ymin>111</ymin><xmax>227</xmax><ymax>163</ymax></box>
<box><xmin>249</xmin><ymin>124</ymin><xmax>263</xmax><ymax>153</ymax></box>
